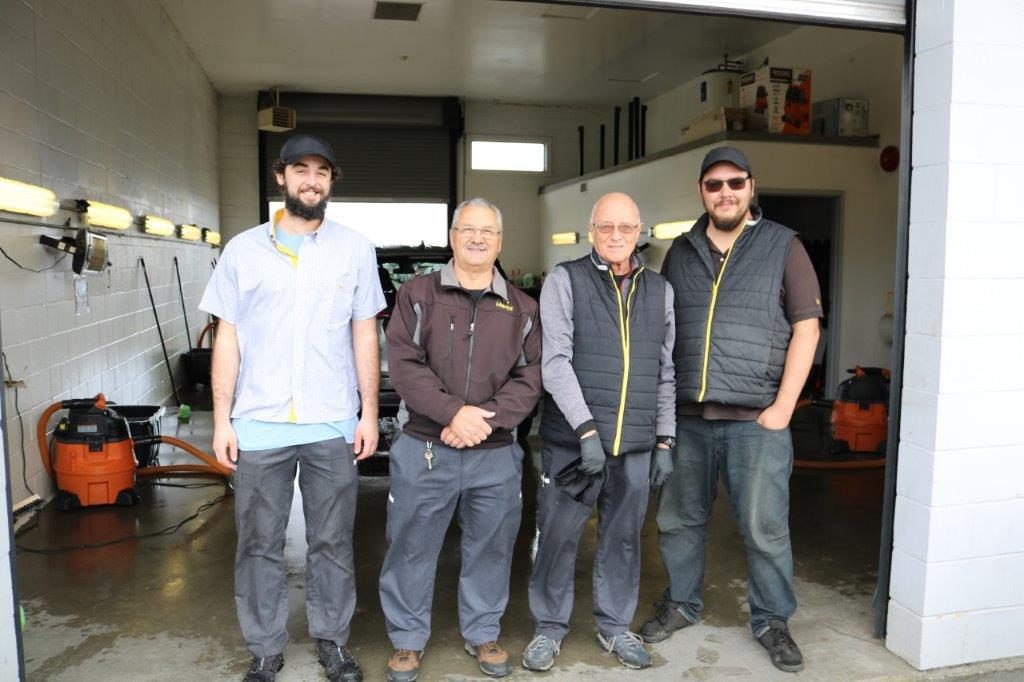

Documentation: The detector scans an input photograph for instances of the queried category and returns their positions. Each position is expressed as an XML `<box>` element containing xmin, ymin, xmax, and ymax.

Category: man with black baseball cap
<box><xmin>201</xmin><ymin>133</ymin><xmax>385</xmax><ymax>681</ymax></box>
<box><xmin>640</xmin><ymin>146</ymin><xmax>822</xmax><ymax>673</ymax></box>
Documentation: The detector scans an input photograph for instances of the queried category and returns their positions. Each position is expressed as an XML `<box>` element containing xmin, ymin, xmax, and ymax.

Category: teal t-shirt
<box><xmin>233</xmin><ymin>228</ymin><xmax>358</xmax><ymax>451</ymax></box>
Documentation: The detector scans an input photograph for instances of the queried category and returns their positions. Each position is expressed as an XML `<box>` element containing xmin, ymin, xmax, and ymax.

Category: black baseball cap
<box><xmin>699</xmin><ymin>146</ymin><xmax>753</xmax><ymax>180</ymax></box>
<box><xmin>280</xmin><ymin>134</ymin><xmax>337</xmax><ymax>167</ymax></box>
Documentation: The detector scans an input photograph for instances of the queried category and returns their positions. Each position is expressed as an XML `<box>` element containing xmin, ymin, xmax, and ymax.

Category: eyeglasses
<box><xmin>591</xmin><ymin>222</ymin><xmax>641</xmax><ymax>235</ymax></box>
<box><xmin>452</xmin><ymin>226</ymin><xmax>502</xmax><ymax>240</ymax></box>
<box><xmin>702</xmin><ymin>176</ymin><xmax>749</xmax><ymax>192</ymax></box>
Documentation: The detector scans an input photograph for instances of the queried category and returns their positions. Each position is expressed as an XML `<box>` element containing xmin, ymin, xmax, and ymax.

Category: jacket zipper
<box><xmin>697</xmin><ymin>225</ymin><xmax>746</xmax><ymax>402</ymax></box>
<box><xmin>447</xmin><ymin>316</ymin><xmax>455</xmax><ymax>359</ymax></box>
<box><xmin>608</xmin><ymin>267</ymin><xmax>643</xmax><ymax>456</ymax></box>
<box><xmin>463</xmin><ymin>299</ymin><xmax>480</xmax><ymax>400</ymax></box>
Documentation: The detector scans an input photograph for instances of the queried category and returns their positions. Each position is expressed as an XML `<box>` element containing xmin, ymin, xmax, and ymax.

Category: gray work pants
<box><xmin>528</xmin><ymin>441</ymin><xmax>651</xmax><ymax>641</ymax></box>
<box><xmin>379</xmin><ymin>433</ymin><xmax>524</xmax><ymax>650</ymax></box>
<box><xmin>234</xmin><ymin>438</ymin><xmax>359</xmax><ymax>657</ymax></box>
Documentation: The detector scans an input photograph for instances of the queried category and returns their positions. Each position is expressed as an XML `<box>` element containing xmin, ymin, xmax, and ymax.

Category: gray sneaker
<box><xmin>597</xmin><ymin>631</ymin><xmax>652</xmax><ymax>670</ymax></box>
<box><xmin>522</xmin><ymin>634</ymin><xmax>561</xmax><ymax>672</ymax></box>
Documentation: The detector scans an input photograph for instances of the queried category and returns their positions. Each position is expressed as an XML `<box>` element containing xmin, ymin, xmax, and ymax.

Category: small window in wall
<box><xmin>470</xmin><ymin>140</ymin><xmax>547</xmax><ymax>172</ymax></box>
<box><xmin>267</xmin><ymin>201</ymin><xmax>448</xmax><ymax>247</ymax></box>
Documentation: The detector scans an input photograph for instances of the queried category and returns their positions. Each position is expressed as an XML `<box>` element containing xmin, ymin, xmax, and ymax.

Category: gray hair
<box><xmin>451</xmin><ymin>197</ymin><xmax>503</xmax><ymax>232</ymax></box>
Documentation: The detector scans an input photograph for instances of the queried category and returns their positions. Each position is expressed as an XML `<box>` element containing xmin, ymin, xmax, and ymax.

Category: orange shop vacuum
<box><xmin>39</xmin><ymin>394</ymin><xmax>231</xmax><ymax>511</ymax></box>
<box><xmin>830</xmin><ymin>366</ymin><xmax>891</xmax><ymax>455</ymax></box>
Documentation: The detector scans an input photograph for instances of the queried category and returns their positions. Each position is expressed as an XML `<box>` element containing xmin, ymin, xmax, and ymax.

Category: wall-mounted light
<box><xmin>141</xmin><ymin>215</ymin><xmax>175</xmax><ymax>237</ymax></box>
<box><xmin>178</xmin><ymin>224</ymin><xmax>202</xmax><ymax>241</ymax></box>
<box><xmin>652</xmin><ymin>220</ymin><xmax>697</xmax><ymax>240</ymax></box>
<box><xmin>0</xmin><ymin>176</ymin><xmax>58</xmax><ymax>217</ymax></box>
<box><xmin>63</xmin><ymin>199</ymin><xmax>133</xmax><ymax>230</ymax></box>
<box><xmin>551</xmin><ymin>232</ymin><xmax>579</xmax><ymax>246</ymax></box>
<box><xmin>202</xmin><ymin>228</ymin><xmax>221</xmax><ymax>246</ymax></box>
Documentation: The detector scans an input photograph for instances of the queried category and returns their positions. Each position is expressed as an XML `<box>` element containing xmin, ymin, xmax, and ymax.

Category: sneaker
<box><xmin>640</xmin><ymin>594</ymin><xmax>694</xmax><ymax>643</ymax></box>
<box><xmin>757</xmin><ymin>619</ymin><xmax>804</xmax><ymax>673</ymax></box>
<box><xmin>522</xmin><ymin>634</ymin><xmax>561</xmax><ymax>672</ymax></box>
<box><xmin>242</xmin><ymin>654</ymin><xmax>284</xmax><ymax>682</ymax></box>
<box><xmin>464</xmin><ymin>640</ymin><xmax>512</xmax><ymax>678</ymax></box>
<box><xmin>386</xmin><ymin>649</ymin><xmax>422</xmax><ymax>682</ymax></box>
<box><xmin>316</xmin><ymin>639</ymin><xmax>363</xmax><ymax>682</ymax></box>
<box><xmin>597</xmin><ymin>631</ymin><xmax>652</xmax><ymax>670</ymax></box>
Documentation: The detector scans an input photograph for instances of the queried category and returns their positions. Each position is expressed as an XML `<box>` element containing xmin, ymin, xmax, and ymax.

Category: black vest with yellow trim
<box><xmin>664</xmin><ymin>212</ymin><xmax>795</xmax><ymax>409</ymax></box>
<box><xmin>540</xmin><ymin>253</ymin><xmax>666</xmax><ymax>455</ymax></box>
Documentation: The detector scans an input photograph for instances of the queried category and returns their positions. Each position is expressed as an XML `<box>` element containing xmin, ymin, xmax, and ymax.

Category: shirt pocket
<box><xmin>326</xmin><ymin>273</ymin><xmax>356</xmax><ymax>329</ymax></box>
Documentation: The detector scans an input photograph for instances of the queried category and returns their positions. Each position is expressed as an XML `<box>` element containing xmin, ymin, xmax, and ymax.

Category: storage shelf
<box><xmin>539</xmin><ymin>131</ymin><xmax>881</xmax><ymax>194</ymax></box>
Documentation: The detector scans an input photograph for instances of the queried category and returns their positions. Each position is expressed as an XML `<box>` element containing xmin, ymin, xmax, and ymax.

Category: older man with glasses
<box><xmin>380</xmin><ymin>197</ymin><xmax>543</xmax><ymax>681</ymax></box>
<box><xmin>523</xmin><ymin>192</ymin><xmax>676</xmax><ymax>672</ymax></box>
<box><xmin>640</xmin><ymin>147</ymin><xmax>822</xmax><ymax>674</ymax></box>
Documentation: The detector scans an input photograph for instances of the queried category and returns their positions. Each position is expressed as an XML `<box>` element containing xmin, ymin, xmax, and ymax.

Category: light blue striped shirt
<box><xmin>199</xmin><ymin>217</ymin><xmax>386</xmax><ymax>426</ymax></box>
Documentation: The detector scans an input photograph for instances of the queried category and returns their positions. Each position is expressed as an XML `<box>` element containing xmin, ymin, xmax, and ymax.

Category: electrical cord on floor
<box><xmin>150</xmin><ymin>480</ymin><xmax>223</xmax><ymax>489</ymax></box>
<box><xmin>0</xmin><ymin>242</ymin><xmax>67</xmax><ymax>273</ymax></box>
<box><xmin>2</xmin><ymin>352</ymin><xmax>35</xmax><ymax>499</ymax></box>
<box><xmin>14</xmin><ymin>491</ymin><xmax>231</xmax><ymax>554</ymax></box>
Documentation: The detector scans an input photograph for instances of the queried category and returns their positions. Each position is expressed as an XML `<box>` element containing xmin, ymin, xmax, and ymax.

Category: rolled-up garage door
<box><xmin>563</xmin><ymin>0</ymin><xmax>905</xmax><ymax>30</ymax></box>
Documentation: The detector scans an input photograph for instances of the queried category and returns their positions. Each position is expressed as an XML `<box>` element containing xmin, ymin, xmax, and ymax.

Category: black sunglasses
<box><xmin>702</xmin><ymin>176</ymin><xmax>750</xmax><ymax>192</ymax></box>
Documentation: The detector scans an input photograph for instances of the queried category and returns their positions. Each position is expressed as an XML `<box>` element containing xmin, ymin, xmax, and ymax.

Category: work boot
<box><xmin>386</xmin><ymin>649</ymin><xmax>422</xmax><ymax>682</ymax></box>
<box><xmin>242</xmin><ymin>654</ymin><xmax>284</xmax><ymax>682</ymax></box>
<box><xmin>522</xmin><ymin>633</ymin><xmax>561</xmax><ymax>672</ymax></box>
<box><xmin>640</xmin><ymin>594</ymin><xmax>694</xmax><ymax>643</ymax></box>
<box><xmin>465</xmin><ymin>641</ymin><xmax>512</xmax><ymax>678</ymax></box>
<box><xmin>597</xmin><ymin>631</ymin><xmax>652</xmax><ymax>670</ymax></box>
<box><xmin>316</xmin><ymin>639</ymin><xmax>363</xmax><ymax>682</ymax></box>
<box><xmin>757</xmin><ymin>619</ymin><xmax>804</xmax><ymax>672</ymax></box>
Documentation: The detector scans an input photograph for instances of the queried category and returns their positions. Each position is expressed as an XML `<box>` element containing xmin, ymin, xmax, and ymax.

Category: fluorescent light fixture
<box><xmin>141</xmin><ymin>215</ymin><xmax>175</xmax><ymax>237</ymax></box>
<box><xmin>471</xmin><ymin>140</ymin><xmax>547</xmax><ymax>172</ymax></box>
<box><xmin>0</xmin><ymin>176</ymin><xmax>58</xmax><ymax>217</ymax></box>
<box><xmin>551</xmin><ymin>232</ymin><xmax>579</xmax><ymax>246</ymax></box>
<box><xmin>652</xmin><ymin>220</ymin><xmax>698</xmax><ymax>240</ymax></box>
<box><xmin>202</xmin><ymin>228</ymin><xmax>221</xmax><ymax>246</ymax></box>
<box><xmin>178</xmin><ymin>224</ymin><xmax>202</xmax><ymax>241</ymax></box>
<box><xmin>80</xmin><ymin>200</ymin><xmax>132</xmax><ymax>230</ymax></box>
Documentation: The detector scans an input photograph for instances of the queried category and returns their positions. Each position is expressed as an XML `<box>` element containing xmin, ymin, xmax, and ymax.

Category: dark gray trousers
<box><xmin>379</xmin><ymin>433</ymin><xmax>524</xmax><ymax>650</ymax></box>
<box><xmin>528</xmin><ymin>441</ymin><xmax>651</xmax><ymax>641</ymax></box>
<box><xmin>234</xmin><ymin>438</ymin><xmax>358</xmax><ymax>657</ymax></box>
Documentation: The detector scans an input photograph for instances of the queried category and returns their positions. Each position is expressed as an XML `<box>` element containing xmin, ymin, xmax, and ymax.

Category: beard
<box><xmin>710</xmin><ymin>212</ymin><xmax>745</xmax><ymax>232</ymax></box>
<box><xmin>283</xmin><ymin>187</ymin><xmax>329</xmax><ymax>221</ymax></box>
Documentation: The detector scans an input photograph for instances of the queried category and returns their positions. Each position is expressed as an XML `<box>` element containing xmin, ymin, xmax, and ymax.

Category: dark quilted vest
<box><xmin>664</xmin><ymin>214</ymin><xmax>795</xmax><ymax>408</ymax></box>
<box><xmin>540</xmin><ymin>254</ymin><xmax>666</xmax><ymax>455</ymax></box>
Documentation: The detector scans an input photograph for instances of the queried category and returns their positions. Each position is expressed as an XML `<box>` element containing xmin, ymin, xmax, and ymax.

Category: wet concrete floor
<box><xmin>15</xmin><ymin>412</ymin><xmax>1022</xmax><ymax>680</ymax></box>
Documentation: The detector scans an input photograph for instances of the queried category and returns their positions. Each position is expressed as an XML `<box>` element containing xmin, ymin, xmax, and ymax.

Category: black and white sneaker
<box><xmin>243</xmin><ymin>654</ymin><xmax>284</xmax><ymax>682</ymax></box>
<box><xmin>317</xmin><ymin>639</ymin><xmax>363</xmax><ymax>682</ymax></box>
<box><xmin>757</xmin><ymin>620</ymin><xmax>804</xmax><ymax>673</ymax></box>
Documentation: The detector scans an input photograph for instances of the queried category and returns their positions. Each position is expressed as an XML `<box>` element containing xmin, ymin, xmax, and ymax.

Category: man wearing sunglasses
<box><xmin>642</xmin><ymin>147</ymin><xmax>821</xmax><ymax>673</ymax></box>
<box><xmin>523</xmin><ymin>192</ymin><xmax>676</xmax><ymax>672</ymax></box>
<box><xmin>381</xmin><ymin>197</ymin><xmax>543</xmax><ymax>681</ymax></box>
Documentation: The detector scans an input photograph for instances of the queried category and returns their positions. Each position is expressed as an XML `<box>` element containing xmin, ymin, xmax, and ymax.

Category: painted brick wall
<box><xmin>887</xmin><ymin>0</ymin><xmax>1024</xmax><ymax>669</ymax></box>
<box><xmin>0</xmin><ymin>0</ymin><xmax>219</xmax><ymax>508</ymax></box>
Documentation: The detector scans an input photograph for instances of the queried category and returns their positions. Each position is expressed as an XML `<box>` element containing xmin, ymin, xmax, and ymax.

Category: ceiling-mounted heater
<box><xmin>39</xmin><ymin>229</ymin><xmax>110</xmax><ymax>275</ymax></box>
<box><xmin>700</xmin><ymin>53</ymin><xmax>744</xmax><ymax>114</ymax></box>
<box><xmin>258</xmin><ymin>88</ymin><xmax>297</xmax><ymax>133</ymax></box>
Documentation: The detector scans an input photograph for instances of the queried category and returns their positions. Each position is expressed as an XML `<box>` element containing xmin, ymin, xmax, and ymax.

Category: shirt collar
<box><xmin>588</xmin><ymin>248</ymin><xmax>644</xmax><ymax>273</ymax></box>
<box><xmin>268</xmin><ymin>208</ymin><xmax>325</xmax><ymax>244</ymax></box>
<box><xmin>440</xmin><ymin>259</ymin><xmax>509</xmax><ymax>301</ymax></box>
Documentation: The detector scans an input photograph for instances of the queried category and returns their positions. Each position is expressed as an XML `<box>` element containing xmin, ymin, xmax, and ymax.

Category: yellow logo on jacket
<box><xmin>495</xmin><ymin>300</ymin><xmax>515</xmax><ymax>313</ymax></box>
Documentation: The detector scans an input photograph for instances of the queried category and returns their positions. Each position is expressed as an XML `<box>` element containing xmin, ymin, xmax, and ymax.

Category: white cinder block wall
<box><xmin>0</xmin><ymin>0</ymin><xmax>219</xmax><ymax>510</ymax></box>
<box><xmin>887</xmin><ymin>0</ymin><xmax>1024</xmax><ymax>669</ymax></box>
<box><xmin>218</xmin><ymin>93</ymin><xmax>260</xmax><ymax>244</ymax></box>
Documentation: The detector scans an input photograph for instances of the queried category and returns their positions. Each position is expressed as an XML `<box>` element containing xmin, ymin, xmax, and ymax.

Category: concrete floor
<box><xmin>14</xmin><ymin>412</ymin><xmax>1024</xmax><ymax>681</ymax></box>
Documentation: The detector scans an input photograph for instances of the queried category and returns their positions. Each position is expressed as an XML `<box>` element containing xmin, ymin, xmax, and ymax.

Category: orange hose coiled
<box><xmin>36</xmin><ymin>401</ymin><xmax>64</xmax><ymax>482</ymax></box>
<box><xmin>141</xmin><ymin>435</ymin><xmax>233</xmax><ymax>478</ymax></box>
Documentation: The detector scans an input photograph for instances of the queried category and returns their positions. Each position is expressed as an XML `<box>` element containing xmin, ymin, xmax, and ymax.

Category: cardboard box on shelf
<box><xmin>679</xmin><ymin>107</ymin><xmax>747</xmax><ymax>144</ymax></box>
<box><xmin>812</xmin><ymin>98</ymin><xmax>870</xmax><ymax>137</ymax></box>
<box><xmin>739</xmin><ymin>64</ymin><xmax>812</xmax><ymax>135</ymax></box>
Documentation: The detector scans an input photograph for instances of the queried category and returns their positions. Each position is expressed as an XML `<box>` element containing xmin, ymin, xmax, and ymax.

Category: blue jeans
<box><xmin>656</xmin><ymin>416</ymin><xmax>796</xmax><ymax>635</ymax></box>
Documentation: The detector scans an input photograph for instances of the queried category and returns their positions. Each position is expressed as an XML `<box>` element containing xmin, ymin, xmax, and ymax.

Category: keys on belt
<box><xmin>424</xmin><ymin>441</ymin><xmax>434</xmax><ymax>470</ymax></box>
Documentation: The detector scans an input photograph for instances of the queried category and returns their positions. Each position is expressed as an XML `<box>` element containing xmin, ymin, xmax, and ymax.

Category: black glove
<box><xmin>650</xmin><ymin>447</ymin><xmax>674</xmax><ymax>488</ymax></box>
<box><xmin>578</xmin><ymin>432</ymin><xmax>606</xmax><ymax>475</ymax></box>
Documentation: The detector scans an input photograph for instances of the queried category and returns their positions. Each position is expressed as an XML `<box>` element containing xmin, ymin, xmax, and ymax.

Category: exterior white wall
<box><xmin>887</xmin><ymin>0</ymin><xmax>1024</xmax><ymax>669</ymax></box>
<box><xmin>0</xmin><ymin>0</ymin><xmax>219</xmax><ymax>513</ymax></box>
<box><xmin>646</xmin><ymin>26</ymin><xmax>903</xmax><ymax>156</ymax></box>
<box><xmin>218</xmin><ymin>93</ymin><xmax>260</xmax><ymax>244</ymax></box>
<box><xmin>462</xmin><ymin>101</ymin><xmax>609</xmax><ymax>274</ymax></box>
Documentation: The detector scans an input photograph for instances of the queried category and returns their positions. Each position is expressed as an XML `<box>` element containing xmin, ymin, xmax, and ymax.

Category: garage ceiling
<box><xmin>158</xmin><ymin>0</ymin><xmax>797</xmax><ymax>105</ymax></box>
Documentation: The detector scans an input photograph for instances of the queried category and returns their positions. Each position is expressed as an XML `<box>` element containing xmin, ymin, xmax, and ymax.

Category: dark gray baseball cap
<box><xmin>280</xmin><ymin>134</ymin><xmax>336</xmax><ymax>166</ymax></box>
<box><xmin>699</xmin><ymin>146</ymin><xmax>753</xmax><ymax>180</ymax></box>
